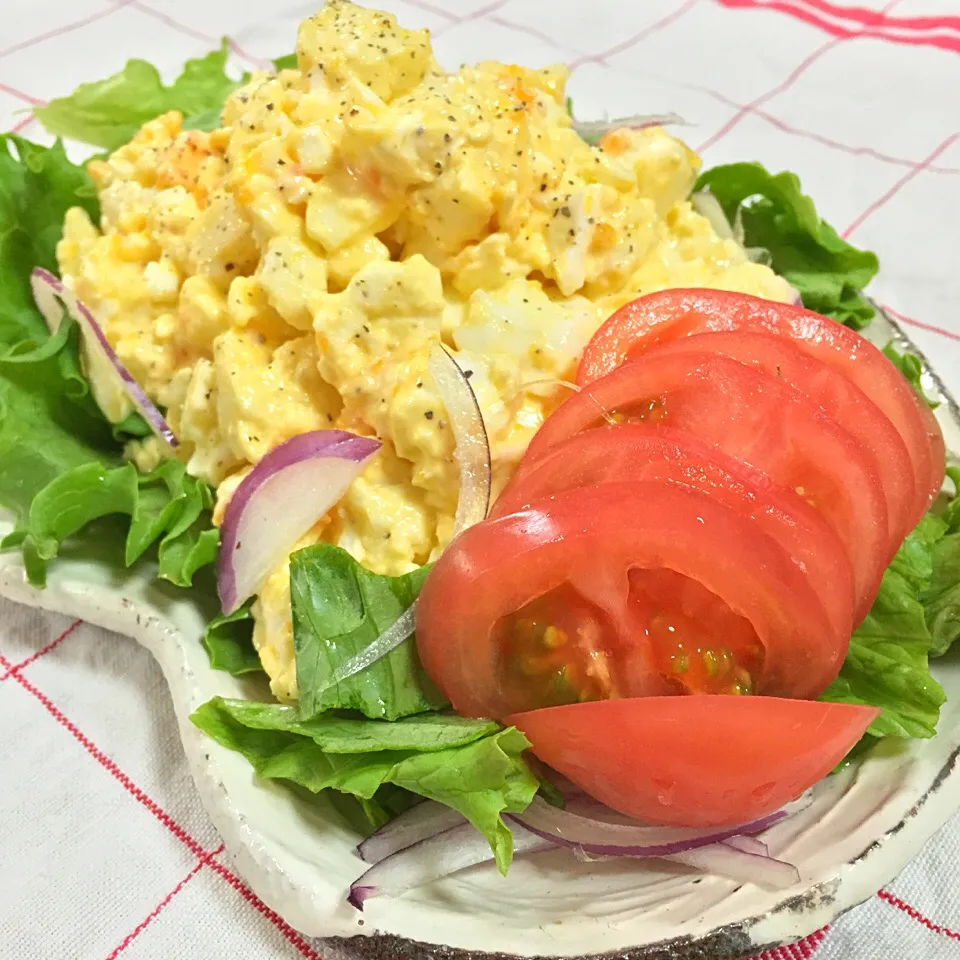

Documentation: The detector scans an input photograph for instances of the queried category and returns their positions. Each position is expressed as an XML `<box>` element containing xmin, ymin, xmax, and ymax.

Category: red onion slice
<box><xmin>349</xmin><ymin>821</ymin><xmax>552</xmax><ymax>910</ymax></box>
<box><xmin>573</xmin><ymin>113</ymin><xmax>685</xmax><ymax>142</ymax></box>
<box><xmin>217</xmin><ymin>430</ymin><xmax>381</xmax><ymax>614</ymax></box>
<box><xmin>321</xmin><ymin>344</ymin><xmax>492</xmax><ymax>689</ymax></box>
<box><xmin>358</xmin><ymin>801</ymin><xmax>467</xmax><ymax>864</ymax></box>
<box><xmin>428</xmin><ymin>344</ymin><xmax>492</xmax><ymax>533</ymax></box>
<box><xmin>509</xmin><ymin>796</ymin><xmax>789</xmax><ymax>858</ymax></box>
<box><xmin>666</xmin><ymin>842</ymin><xmax>800</xmax><ymax>890</ymax></box>
<box><xmin>30</xmin><ymin>267</ymin><xmax>178</xmax><ymax>447</ymax></box>
<box><xmin>722</xmin><ymin>834</ymin><xmax>769</xmax><ymax>857</ymax></box>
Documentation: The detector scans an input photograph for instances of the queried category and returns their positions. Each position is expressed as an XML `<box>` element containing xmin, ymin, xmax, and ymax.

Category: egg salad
<box><xmin>54</xmin><ymin>0</ymin><xmax>793</xmax><ymax>702</ymax></box>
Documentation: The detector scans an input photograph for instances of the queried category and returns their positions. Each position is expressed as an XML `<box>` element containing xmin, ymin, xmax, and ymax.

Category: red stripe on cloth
<box><xmin>1</xmin><ymin>658</ymin><xmax>211</xmax><ymax>862</ymax></box>
<box><xmin>104</xmin><ymin>845</ymin><xmax>225</xmax><ymax>960</ymax></box>
<box><xmin>878</xmin><ymin>890</ymin><xmax>960</xmax><ymax>942</ymax></box>
<box><xmin>842</xmin><ymin>131</ymin><xmax>960</xmax><ymax>237</ymax></box>
<box><xmin>697</xmin><ymin>34</ymin><xmax>844</xmax><ymax>151</ymax></box>
<box><xmin>401</xmin><ymin>0</ymin><xmax>459</xmax><ymax>22</ymax></box>
<box><xmin>0</xmin><ymin>82</ymin><xmax>45</xmax><ymax>106</ymax></box>
<box><xmin>792</xmin><ymin>0</ymin><xmax>960</xmax><ymax>34</ymax></box>
<box><xmin>748</xmin><ymin>926</ymin><xmax>828</xmax><ymax>959</ymax></box>
<box><xmin>883</xmin><ymin>306</ymin><xmax>960</xmax><ymax>343</ymax></box>
<box><xmin>0</xmin><ymin>0</ymin><xmax>134</xmax><ymax>61</ymax></box>
<box><xmin>0</xmin><ymin>647</ymin><xmax>325</xmax><ymax>955</ymax></box>
<box><xmin>206</xmin><ymin>856</ymin><xmax>323</xmax><ymax>960</ymax></box>
<box><xmin>432</xmin><ymin>0</ymin><xmax>511</xmax><ymax>38</ymax></box>
<box><xmin>0</xmin><ymin>619</ymin><xmax>81</xmax><ymax>682</ymax></box>
<box><xmin>127</xmin><ymin>0</ymin><xmax>271</xmax><ymax>71</ymax></box>
<box><xmin>7</xmin><ymin>115</ymin><xmax>35</xmax><ymax>134</ymax></box>
<box><xmin>569</xmin><ymin>0</ymin><xmax>701</xmax><ymax>71</ymax></box>
<box><xmin>713</xmin><ymin>0</ymin><xmax>960</xmax><ymax>54</ymax></box>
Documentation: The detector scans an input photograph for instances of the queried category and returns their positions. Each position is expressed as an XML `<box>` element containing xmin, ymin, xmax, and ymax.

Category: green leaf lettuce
<box><xmin>33</xmin><ymin>43</ymin><xmax>241</xmax><ymax>151</ymax></box>
<box><xmin>191</xmin><ymin>696</ymin><xmax>539</xmax><ymax>872</ymax></box>
<box><xmin>290</xmin><ymin>543</ymin><xmax>446</xmax><ymax>721</ymax></box>
<box><xmin>694</xmin><ymin>162</ymin><xmax>879</xmax><ymax>328</ymax></box>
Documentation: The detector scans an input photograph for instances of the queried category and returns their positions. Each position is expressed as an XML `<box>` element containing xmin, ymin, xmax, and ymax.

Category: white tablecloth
<box><xmin>2</xmin><ymin>1</ymin><xmax>960</xmax><ymax>957</ymax></box>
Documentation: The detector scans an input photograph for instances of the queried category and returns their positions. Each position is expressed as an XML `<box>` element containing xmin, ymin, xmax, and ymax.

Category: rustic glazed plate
<box><xmin>1</xmin><ymin>304</ymin><xmax>959</xmax><ymax>960</ymax></box>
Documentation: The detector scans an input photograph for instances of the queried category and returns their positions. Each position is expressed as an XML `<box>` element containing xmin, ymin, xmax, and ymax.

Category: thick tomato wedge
<box><xmin>645</xmin><ymin>331</ymin><xmax>916</xmax><ymax>546</ymax></box>
<box><xmin>578</xmin><ymin>288</ymin><xmax>943</xmax><ymax>520</ymax></box>
<box><xmin>507</xmin><ymin>697</ymin><xmax>879</xmax><ymax>827</ymax></box>
<box><xmin>415</xmin><ymin>481</ymin><xmax>847</xmax><ymax>721</ymax></box>
<box><xmin>526</xmin><ymin>351</ymin><xmax>888</xmax><ymax>615</ymax></box>
<box><xmin>492</xmin><ymin>423</ymin><xmax>854</xmax><ymax>635</ymax></box>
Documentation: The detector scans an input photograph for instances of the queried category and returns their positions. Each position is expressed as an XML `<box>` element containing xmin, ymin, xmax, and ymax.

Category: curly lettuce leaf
<box><xmin>0</xmin><ymin>137</ymin><xmax>126</xmax><ymax>533</ymax></box>
<box><xmin>202</xmin><ymin>601</ymin><xmax>263</xmax><ymax>676</ymax></box>
<box><xmin>922</xmin><ymin>467</ymin><xmax>960</xmax><ymax>657</ymax></box>
<box><xmin>14</xmin><ymin>459</ymin><xmax>219</xmax><ymax>588</ymax></box>
<box><xmin>192</xmin><ymin>696</ymin><xmax>539</xmax><ymax>872</ymax></box>
<box><xmin>290</xmin><ymin>543</ymin><xmax>446</xmax><ymax>722</ymax></box>
<box><xmin>821</xmin><ymin>515</ymin><xmax>948</xmax><ymax>738</ymax></box>
<box><xmin>694</xmin><ymin>162</ymin><xmax>879</xmax><ymax>328</ymax></box>
<box><xmin>0</xmin><ymin>136</ymin><xmax>98</xmax><ymax>346</ymax></box>
<box><xmin>33</xmin><ymin>43</ymin><xmax>240</xmax><ymax>150</ymax></box>
<box><xmin>883</xmin><ymin>342</ymin><xmax>938</xmax><ymax>409</ymax></box>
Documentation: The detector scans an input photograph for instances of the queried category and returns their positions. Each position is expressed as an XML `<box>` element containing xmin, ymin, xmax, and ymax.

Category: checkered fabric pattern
<box><xmin>1</xmin><ymin>1</ymin><xmax>959</xmax><ymax>957</ymax></box>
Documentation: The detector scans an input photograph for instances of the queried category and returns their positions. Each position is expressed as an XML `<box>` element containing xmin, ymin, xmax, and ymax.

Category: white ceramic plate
<box><xmin>2</xmin><ymin>305</ymin><xmax>959</xmax><ymax>960</ymax></box>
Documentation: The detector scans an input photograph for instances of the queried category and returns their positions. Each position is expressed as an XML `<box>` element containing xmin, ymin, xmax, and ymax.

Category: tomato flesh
<box><xmin>507</xmin><ymin>697</ymin><xmax>879</xmax><ymax>827</ymax></box>
<box><xmin>645</xmin><ymin>331</ymin><xmax>917</xmax><ymax>546</ymax></box>
<box><xmin>527</xmin><ymin>351</ymin><xmax>888</xmax><ymax>616</ymax></box>
<box><xmin>577</xmin><ymin>288</ymin><xmax>942</xmax><ymax>520</ymax></box>
<box><xmin>415</xmin><ymin>481</ymin><xmax>846</xmax><ymax>720</ymax></box>
<box><xmin>493</xmin><ymin>423</ymin><xmax>854</xmax><ymax>635</ymax></box>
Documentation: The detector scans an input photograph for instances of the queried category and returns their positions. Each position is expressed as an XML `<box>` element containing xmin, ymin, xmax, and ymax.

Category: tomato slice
<box><xmin>577</xmin><ymin>288</ymin><xmax>942</xmax><ymax>519</ymax></box>
<box><xmin>644</xmin><ymin>331</ymin><xmax>916</xmax><ymax>546</ymax></box>
<box><xmin>493</xmin><ymin>423</ymin><xmax>854</xmax><ymax>636</ymax></box>
<box><xmin>415</xmin><ymin>481</ymin><xmax>846</xmax><ymax>721</ymax></box>
<box><xmin>528</xmin><ymin>351</ymin><xmax>888</xmax><ymax>615</ymax></box>
<box><xmin>507</xmin><ymin>697</ymin><xmax>879</xmax><ymax>827</ymax></box>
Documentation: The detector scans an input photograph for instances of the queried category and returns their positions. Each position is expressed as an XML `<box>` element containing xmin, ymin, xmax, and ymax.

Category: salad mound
<box><xmin>1</xmin><ymin>0</ymin><xmax>959</xmax><ymax>910</ymax></box>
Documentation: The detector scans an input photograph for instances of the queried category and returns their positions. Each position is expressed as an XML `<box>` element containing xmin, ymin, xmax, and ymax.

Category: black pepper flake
<box><xmin>327</xmin><ymin>413</ymin><xmax>334</xmax><ymax>422</ymax></box>
<box><xmin>350</xmin><ymin>107</ymin><xmax>360</xmax><ymax>116</ymax></box>
<box><xmin>424</xmin><ymin>410</ymin><xmax>434</xmax><ymax>420</ymax></box>
<box><xmin>266</xmin><ymin>102</ymin><xmax>275</xmax><ymax>111</ymax></box>
<box><xmin>560</xmin><ymin>205</ymin><xmax>571</xmax><ymax>217</ymax></box>
<box><xmin>225</xmin><ymin>262</ymin><xmax>235</xmax><ymax>271</ymax></box>
<box><xmin>539</xmin><ymin>183</ymin><xmax>547</xmax><ymax>192</ymax></box>
<box><xmin>464</xmin><ymin>369</ymin><xmax>474</xmax><ymax>379</ymax></box>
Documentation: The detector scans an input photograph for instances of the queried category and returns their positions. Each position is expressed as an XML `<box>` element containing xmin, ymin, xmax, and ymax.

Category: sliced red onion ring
<box><xmin>573</xmin><ymin>113</ymin><xmax>685</xmax><ymax>143</ymax></box>
<box><xmin>508</xmin><ymin>796</ymin><xmax>789</xmax><ymax>858</ymax></box>
<box><xmin>218</xmin><ymin>430</ymin><xmax>380</xmax><ymax>614</ymax></box>
<box><xmin>358</xmin><ymin>801</ymin><xmax>467</xmax><ymax>864</ymax></box>
<box><xmin>666</xmin><ymin>842</ymin><xmax>799</xmax><ymax>890</ymax></box>
<box><xmin>349</xmin><ymin>821</ymin><xmax>552</xmax><ymax>910</ymax></box>
<box><xmin>31</xmin><ymin>267</ymin><xmax>178</xmax><ymax>446</ymax></box>
<box><xmin>321</xmin><ymin>344</ymin><xmax>492</xmax><ymax>689</ymax></box>
<box><xmin>722</xmin><ymin>834</ymin><xmax>769</xmax><ymax>857</ymax></box>
<box><xmin>690</xmin><ymin>191</ymin><xmax>738</xmax><ymax>242</ymax></box>
<box><xmin>427</xmin><ymin>343</ymin><xmax>492</xmax><ymax>533</ymax></box>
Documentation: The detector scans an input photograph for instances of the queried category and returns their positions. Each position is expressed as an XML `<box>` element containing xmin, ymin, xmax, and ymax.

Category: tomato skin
<box><xmin>527</xmin><ymin>351</ymin><xmax>888</xmax><ymax>616</ymax></box>
<box><xmin>415</xmin><ymin>481</ymin><xmax>846</xmax><ymax>720</ymax></box>
<box><xmin>493</xmin><ymin>423</ymin><xmax>854</xmax><ymax>636</ymax></box>
<box><xmin>577</xmin><ymin>288</ymin><xmax>942</xmax><ymax>520</ymax></box>
<box><xmin>644</xmin><ymin>331</ymin><xmax>917</xmax><ymax>546</ymax></box>
<box><xmin>507</xmin><ymin>697</ymin><xmax>879</xmax><ymax>827</ymax></box>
